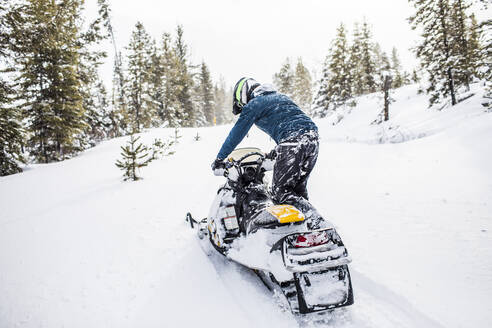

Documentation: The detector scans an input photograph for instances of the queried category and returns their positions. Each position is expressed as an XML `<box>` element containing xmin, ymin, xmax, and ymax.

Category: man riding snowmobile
<box><xmin>212</xmin><ymin>77</ymin><xmax>322</xmax><ymax>228</ymax></box>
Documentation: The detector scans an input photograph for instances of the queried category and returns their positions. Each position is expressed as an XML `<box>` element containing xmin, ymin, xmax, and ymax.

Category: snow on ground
<box><xmin>1</xmin><ymin>84</ymin><xmax>491</xmax><ymax>328</ymax></box>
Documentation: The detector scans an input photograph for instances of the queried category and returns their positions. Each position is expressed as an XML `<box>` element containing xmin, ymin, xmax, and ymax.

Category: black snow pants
<box><xmin>272</xmin><ymin>131</ymin><xmax>321</xmax><ymax>225</ymax></box>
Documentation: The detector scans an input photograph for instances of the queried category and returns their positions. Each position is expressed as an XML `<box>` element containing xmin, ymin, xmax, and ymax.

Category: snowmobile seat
<box><xmin>245</xmin><ymin>204</ymin><xmax>305</xmax><ymax>233</ymax></box>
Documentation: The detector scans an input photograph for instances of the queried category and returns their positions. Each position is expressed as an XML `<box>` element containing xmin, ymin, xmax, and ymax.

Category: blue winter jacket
<box><xmin>217</xmin><ymin>91</ymin><xmax>318</xmax><ymax>160</ymax></box>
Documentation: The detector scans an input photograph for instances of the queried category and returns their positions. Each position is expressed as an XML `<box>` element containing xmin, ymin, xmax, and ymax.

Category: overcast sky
<box><xmin>84</xmin><ymin>0</ymin><xmax>430</xmax><ymax>87</ymax></box>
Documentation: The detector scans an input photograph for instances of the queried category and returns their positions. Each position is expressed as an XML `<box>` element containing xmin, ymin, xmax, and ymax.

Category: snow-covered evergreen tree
<box><xmin>450</xmin><ymin>0</ymin><xmax>475</xmax><ymax>89</ymax></box>
<box><xmin>391</xmin><ymin>47</ymin><xmax>405</xmax><ymax>88</ymax></box>
<box><xmin>349</xmin><ymin>23</ymin><xmax>365</xmax><ymax>96</ymax></box>
<box><xmin>0</xmin><ymin>0</ymin><xmax>24</xmax><ymax>176</ymax></box>
<box><xmin>213</xmin><ymin>78</ymin><xmax>232</xmax><ymax>125</ymax></box>
<box><xmin>292</xmin><ymin>58</ymin><xmax>313</xmax><ymax>112</ymax></box>
<box><xmin>314</xmin><ymin>23</ymin><xmax>352</xmax><ymax>117</ymax></box>
<box><xmin>126</xmin><ymin>22</ymin><xmax>154</xmax><ymax>132</ymax></box>
<box><xmin>197</xmin><ymin>61</ymin><xmax>215</xmax><ymax>126</ymax></box>
<box><xmin>84</xmin><ymin>81</ymin><xmax>111</xmax><ymax>145</ymax></box>
<box><xmin>273</xmin><ymin>58</ymin><xmax>295</xmax><ymax>97</ymax></box>
<box><xmin>0</xmin><ymin>80</ymin><xmax>24</xmax><ymax>176</ymax></box>
<box><xmin>159</xmin><ymin>32</ymin><xmax>182</xmax><ymax>127</ymax></box>
<box><xmin>115</xmin><ymin>134</ymin><xmax>151</xmax><ymax>181</ymax></box>
<box><xmin>79</xmin><ymin>10</ymin><xmax>109</xmax><ymax>146</ymax></box>
<box><xmin>173</xmin><ymin>25</ymin><xmax>195</xmax><ymax>127</ymax></box>
<box><xmin>359</xmin><ymin>20</ymin><xmax>378</xmax><ymax>94</ymax></box>
<box><xmin>409</xmin><ymin>0</ymin><xmax>482</xmax><ymax>106</ymax></box>
<box><xmin>148</xmin><ymin>43</ymin><xmax>165</xmax><ymax>127</ymax></box>
<box><xmin>9</xmin><ymin>0</ymin><xmax>88</xmax><ymax>163</ymax></box>
<box><xmin>109</xmin><ymin>53</ymin><xmax>130</xmax><ymax>137</ymax></box>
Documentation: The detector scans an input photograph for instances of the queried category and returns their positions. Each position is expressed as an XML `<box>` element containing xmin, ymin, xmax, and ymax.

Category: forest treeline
<box><xmin>273</xmin><ymin>0</ymin><xmax>489</xmax><ymax>118</ymax></box>
<box><xmin>0</xmin><ymin>0</ymin><xmax>232</xmax><ymax>176</ymax></box>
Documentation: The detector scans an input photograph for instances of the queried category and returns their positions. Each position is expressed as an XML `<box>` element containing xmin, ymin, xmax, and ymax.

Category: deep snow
<box><xmin>1</xmin><ymin>84</ymin><xmax>491</xmax><ymax>328</ymax></box>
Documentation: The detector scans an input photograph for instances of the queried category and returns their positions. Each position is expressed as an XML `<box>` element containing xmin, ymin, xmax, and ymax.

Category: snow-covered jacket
<box><xmin>217</xmin><ymin>91</ymin><xmax>317</xmax><ymax>160</ymax></box>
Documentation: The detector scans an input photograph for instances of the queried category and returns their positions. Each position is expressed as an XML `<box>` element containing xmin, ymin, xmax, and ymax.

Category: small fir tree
<box><xmin>115</xmin><ymin>134</ymin><xmax>152</xmax><ymax>181</ymax></box>
<box><xmin>149</xmin><ymin>137</ymin><xmax>174</xmax><ymax>160</ymax></box>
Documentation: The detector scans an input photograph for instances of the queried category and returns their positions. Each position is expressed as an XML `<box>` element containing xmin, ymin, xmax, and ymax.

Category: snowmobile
<box><xmin>186</xmin><ymin>147</ymin><xmax>354</xmax><ymax>315</ymax></box>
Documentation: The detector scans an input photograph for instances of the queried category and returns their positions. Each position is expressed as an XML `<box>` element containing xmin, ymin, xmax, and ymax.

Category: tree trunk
<box><xmin>383</xmin><ymin>75</ymin><xmax>392</xmax><ymax>121</ymax></box>
<box><xmin>447</xmin><ymin>67</ymin><xmax>457</xmax><ymax>105</ymax></box>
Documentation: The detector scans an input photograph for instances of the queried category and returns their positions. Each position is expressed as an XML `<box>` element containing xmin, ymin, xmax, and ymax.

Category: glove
<box><xmin>261</xmin><ymin>149</ymin><xmax>276</xmax><ymax>172</ymax></box>
<box><xmin>211</xmin><ymin>158</ymin><xmax>225</xmax><ymax>171</ymax></box>
<box><xmin>212</xmin><ymin>158</ymin><xmax>228</xmax><ymax>176</ymax></box>
<box><xmin>266</xmin><ymin>149</ymin><xmax>277</xmax><ymax>160</ymax></box>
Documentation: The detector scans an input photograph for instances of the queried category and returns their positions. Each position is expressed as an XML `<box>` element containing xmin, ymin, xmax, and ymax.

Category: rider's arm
<box><xmin>217</xmin><ymin>107</ymin><xmax>256</xmax><ymax>160</ymax></box>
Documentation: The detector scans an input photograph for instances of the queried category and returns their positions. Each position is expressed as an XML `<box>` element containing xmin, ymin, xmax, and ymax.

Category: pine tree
<box><xmin>478</xmin><ymin>14</ymin><xmax>491</xmax><ymax>106</ymax></box>
<box><xmin>148</xmin><ymin>44</ymin><xmax>165</xmax><ymax>127</ymax></box>
<box><xmin>359</xmin><ymin>20</ymin><xmax>377</xmax><ymax>94</ymax></box>
<box><xmin>109</xmin><ymin>53</ymin><xmax>130</xmax><ymax>137</ymax></box>
<box><xmin>197</xmin><ymin>61</ymin><xmax>215</xmax><ymax>126</ymax></box>
<box><xmin>450</xmin><ymin>0</ymin><xmax>473</xmax><ymax>89</ymax></box>
<box><xmin>0</xmin><ymin>0</ymin><xmax>24</xmax><ymax>176</ymax></box>
<box><xmin>213</xmin><ymin>77</ymin><xmax>231</xmax><ymax>125</ymax></box>
<box><xmin>84</xmin><ymin>81</ymin><xmax>111</xmax><ymax>145</ymax></box>
<box><xmin>313</xmin><ymin>56</ymin><xmax>331</xmax><ymax>116</ymax></box>
<box><xmin>10</xmin><ymin>0</ymin><xmax>87</xmax><ymax>163</ymax></box>
<box><xmin>479</xmin><ymin>16</ymin><xmax>491</xmax><ymax>108</ymax></box>
<box><xmin>126</xmin><ymin>22</ymin><xmax>154</xmax><ymax>132</ymax></box>
<box><xmin>0</xmin><ymin>81</ymin><xmax>24</xmax><ymax>176</ymax></box>
<box><xmin>349</xmin><ymin>23</ymin><xmax>365</xmax><ymax>96</ymax></box>
<box><xmin>409</xmin><ymin>0</ymin><xmax>460</xmax><ymax>106</ymax></box>
<box><xmin>391</xmin><ymin>47</ymin><xmax>405</xmax><ymax>88</ymax></box>
<box><xmin>115</xmin><ymin>134</ymin><xmax>152</xmax><ymax>181</ymax></box>
<box><xmin>273</xmin><ymin>58</ymin><xmax>295</xmax><ymax>97</ymax></box>
<box><xmin>292</xmin><ymin>58</ymin><xmax>313</xmax><ymax>111</ymax></box>
<box><xmin>314</xmin><ymin>23</ymin><xmax>352</xmax><ymax>117</ymax></box>
<box><xmin>96</xmin><ymin>0</ymin><xmax>129</xmax><ymax>136</ymax></box>
<box><xmin>160</xmin><ymin>32</ymin><xmax>182</xmax><ymax>127</ymax></box>
<box><xmin>79</xmin><ymin>7</ymin><xmax>109</xmax><ymax>146</ymax></box>
<box><xmin>173</xmin><ymin>25</ymin><xmax>195</xmax><ymax>127</ymax></box>
<box><xmin>213</xmin><ymin>84</ymin><xmax>226</xmax><ymax>125</ymax></box>
<box><xmin>373</xmin><ymin>43</ymin><xmax>391</xmax><ymax>83</ymax></box>
<box><xmin>466</xmin><ymin>13</ymin><xmax>482</xmax><ymax>84</ymax></box>
<box><xmin>410</xmin><ymin>68</ymin><xmax>420</xmax><ymax>84</ymax></box>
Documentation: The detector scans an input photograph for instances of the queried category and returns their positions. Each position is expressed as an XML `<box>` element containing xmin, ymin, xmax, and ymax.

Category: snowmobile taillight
<box><xmin>294</xmin><ymin>231</ymin><xmax>329</xmax><ymax>248</ymax></box>
<box><xmin>223</xmin><ymin>216</ymin><xmax>239</xmax><ymax>230</ymax></box>
<box><xmin>222</xmin><ymin>206</ymin><xmax>239</xmax><ymax>230</ymax></box>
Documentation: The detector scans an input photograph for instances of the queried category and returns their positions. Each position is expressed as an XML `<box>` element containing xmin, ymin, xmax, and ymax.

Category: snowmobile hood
<box><xmin>227</xmin><ymin>147</ymin><xmax>264</xmax><ymax>163</ymax></box>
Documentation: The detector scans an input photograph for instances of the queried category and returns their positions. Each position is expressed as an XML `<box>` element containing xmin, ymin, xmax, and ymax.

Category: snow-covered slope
<box><xmin>1</xmin><ymin>85</ymin><xmax>491</xmax><ymax>328</ymax></box>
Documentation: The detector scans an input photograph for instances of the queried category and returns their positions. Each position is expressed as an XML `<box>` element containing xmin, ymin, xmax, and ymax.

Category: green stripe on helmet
<box><xmin>235</xmin><ymin>78</ymin><xmax>248</xmax><ymax>104</ymax></box>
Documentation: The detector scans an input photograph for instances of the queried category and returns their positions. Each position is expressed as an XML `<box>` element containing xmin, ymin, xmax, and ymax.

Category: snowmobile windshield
<box><xmin>227</xmin><ymin>148</ymin><xmax>264</xmax><ymax>164</ymax></box>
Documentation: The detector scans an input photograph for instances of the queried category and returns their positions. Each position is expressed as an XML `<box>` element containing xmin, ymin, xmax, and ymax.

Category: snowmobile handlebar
<box><xmin>213</xmin><ymin>151</ymin><xmax>274</xmax><ymax>177</ymax></box>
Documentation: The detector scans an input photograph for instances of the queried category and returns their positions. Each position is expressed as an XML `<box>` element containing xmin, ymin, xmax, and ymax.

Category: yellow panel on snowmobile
<box><xmin>266</xmin><ymin>205</ymin><xmax>305</xmax><ymax>224</ymax></box>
